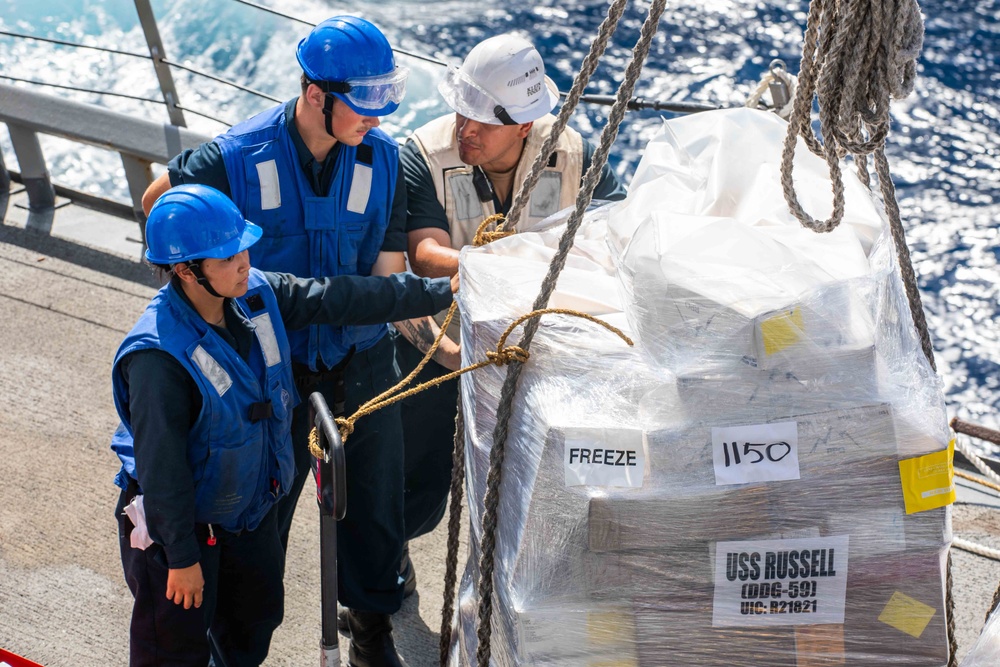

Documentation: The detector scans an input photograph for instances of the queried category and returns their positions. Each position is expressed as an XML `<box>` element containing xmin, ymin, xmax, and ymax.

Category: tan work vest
<box><xmin>410</xmin><ymin>113</ymin><xmax>584</xmax><ymax>248</ymax></box>
<box><xmin>410</xmin><ymin>113</ymin><xmax>584</xmax><ymax>340</ymax></box>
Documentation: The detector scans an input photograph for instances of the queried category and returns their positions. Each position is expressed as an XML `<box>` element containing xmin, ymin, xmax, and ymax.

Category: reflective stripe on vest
<box><xmin>110</xmin><ymin>269</ymin><xmax>299</xmax><ymax>533</ymax></box>
<box><xmin>215</xmin><ymin>103</ymin><xmax>400</xmax><ymax>369</ymax></box>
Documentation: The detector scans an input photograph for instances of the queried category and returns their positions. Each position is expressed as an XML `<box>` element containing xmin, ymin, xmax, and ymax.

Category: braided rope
<box><xmin>955</xmin><ymin>470</ymin><xmax>1000</xmax><ymax>496</ymax></box>
<box><xmin>780</xmin><ymin>0</ymin><xmax>924</xmax><ymax>231</ymax></box>
<box><xmin>954</xmin><ymin>437</ymin><xmax>1000</xmax><ymax>489</ymax></box>
<box><xmin>307</xmin><ymin>425</ymin><xmax>324</xmax><ymax>461</ymax></box>
<box><xmin>874</xmin><ymin>148</ymin><xmax>937</xmax><ymax>370</ymax></box>
<box><xmin>952</xmin><ymin>417</ymin><xmax>1000</xmax><ymax>447</ymax></box>
<box><xmin>947</xmin><ymin>549</ymin><xmax>958</xmax><ymax>666</ymax></box>
<box><xmin>439</xmin><ymin>396</ymin><xmax>466</xmax><ymax>666</ymax></box>
<box><xmin>475</xmin><ymin>1</ymin><xmax>667</xmax><ymax>664</ymax></box>
<box><xmin>305</xmin><ymin>305</ymin><xmax>631</xmax><ymax>458</ymax></box>
<box><xmin>501</xmin><ymin>0</ymin><xmax>630</xmax><ymax>232</ymax></box>
<box><xmin>778</xmin><ymin>8</ymin><xmax>950</xmax><ymax>651</ymax></box>
<box><xmin>473</xmin><ymin>214</ymin><xmax>515</xmax><ymax>247</ymax></box>
<box><xmin>953</xmin><ymin>537</ymin><xmax>1000</xmax><ymax>562</ymax></box>
<box><xmin>989</xmin><ymin>580</ymin><xmax>1000</xmax><ymax>620</ymax></box>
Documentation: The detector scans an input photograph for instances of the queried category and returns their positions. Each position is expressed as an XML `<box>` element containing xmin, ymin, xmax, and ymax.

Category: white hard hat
<box><xmin>438</xmin><ymin>34</ymin><xmax>560</xmax><ymax>125</ymax></box>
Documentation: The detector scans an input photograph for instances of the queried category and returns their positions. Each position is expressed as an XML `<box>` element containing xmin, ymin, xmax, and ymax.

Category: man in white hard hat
<box><xmin>394</xmin><ymin>34</ymin><xmax>627</xmax><ymax>569</ymax></box>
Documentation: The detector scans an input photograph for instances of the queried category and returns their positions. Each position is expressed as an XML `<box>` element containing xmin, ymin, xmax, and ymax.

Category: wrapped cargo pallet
<box><xmin>449</xmin><ymin>108</ymin><xmax>953</xmax><ymax>666</ymax></box>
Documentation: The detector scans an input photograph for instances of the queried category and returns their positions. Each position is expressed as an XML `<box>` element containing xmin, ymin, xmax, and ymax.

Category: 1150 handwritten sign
<box><xmin>712</xmin><ymin>421</ymin><xmax>800</xmax><ymax>485</ymax></box>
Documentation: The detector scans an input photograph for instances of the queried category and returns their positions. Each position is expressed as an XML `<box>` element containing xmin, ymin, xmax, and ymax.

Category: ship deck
<box><xmin>1</xmin><ymin>190</ymin><xmax>997</xmax><ymax>666</ymax></box>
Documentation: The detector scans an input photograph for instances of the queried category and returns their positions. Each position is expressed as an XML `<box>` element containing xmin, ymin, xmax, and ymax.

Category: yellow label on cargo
<box><xmin>878</xmin><ymin>591</ymin><xmax>937</xmax><ymax>638</ymax></box>
<box><xmin>761</xmin><ymin>308</ymin><xmax>804</xmax><ymax>356</ymax></box>
<box><xmin>898</xmin><ymin>440</ymin><xmax>955</xmax><ymax>514</ymax></box>
<box><xmin>794</xmin><ymin>624</ymin><xmax>845</xmax><ymax>666</ymax></box>
<box><xmin>586</xmin><ymin>609</ymin><xmax>634</xmax><ymax>645</ymax></box>
<box><xmin>588</xmin><ymin>660</ymin><xmax>638</xmax><ymax>667</ymax></box>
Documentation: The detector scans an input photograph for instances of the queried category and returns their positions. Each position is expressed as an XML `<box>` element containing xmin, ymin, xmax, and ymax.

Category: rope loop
<box><xmin>495</xmin><ymin>307</ymin><xmax>634</xmax><ymax>352</ymax></box>
<box><xmin>473</xmin><ymin>214</ymin><xmax>514</xmax><ymax>247</ymax></box>
<box><xmin>780</xmin><ymin>0</ymin><xmax>924</xmax><ymax>233</ymax></box>
<box><xmin>307</xmin><ymin>426</ymin><xmax>323</xmax><ymax>461</ymax></box>
<box><xmin>335</xmin><ymin>417</ymin><xmax>354</xmax><ymax>443</ymax></box>
<box><xmin>485</xmin><ymin>345</ymin><xmax>530</xmax><ymax>366</ymax></box>
<box><xmin>307</xmin><ymin>421</ymin><xmax>354</xmax><ymax>461</ymax></box>
<box><xmin>311</xmin><ymin>307</ymin><xmax>630</xmax><ymax>458</ymax></box>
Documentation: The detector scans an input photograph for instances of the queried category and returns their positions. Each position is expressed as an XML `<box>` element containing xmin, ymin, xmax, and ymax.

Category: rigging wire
<box><xmin>174</xmin><ymin>105</ymin><xmax>234</xmax><ymax>128</ymax></box>
<box><xmin>161</xmin><ymin>58</ymin><xmax>283</xmax><ymax>104</ymax></box>
<box><xmin>1</xmin><ymin>5</ymin><xmax>716</xmax><ymax>118</ymax></box>
<box><xmin>0</xmin><ymin>76</ymin><xmax>235</xmax><ymax>127</ymax></box>
<box><xmin>230</xmin><ymin>0</ymin><xmax>313</xmax><ymax>26</ymax></box>
<box><xmin>0</xmin><ymin>74</ymin><xmax>163</xmax><ymax>104</ymax></box>
<box><xmin>0</xmin><ymin>29</ymin><xmax>150</xmax><ymax>59</ymax></box>
<box><xmin>229</xmin><ymin>0</ymin><xmax>452</xmax><ymax>68</ymax></box>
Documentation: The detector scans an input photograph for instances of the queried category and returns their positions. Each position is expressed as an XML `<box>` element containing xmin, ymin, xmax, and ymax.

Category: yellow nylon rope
<box><xmin>306</xmin><ymin>215</ymin><xmax>634</xmax><ymax>456</ymax></box>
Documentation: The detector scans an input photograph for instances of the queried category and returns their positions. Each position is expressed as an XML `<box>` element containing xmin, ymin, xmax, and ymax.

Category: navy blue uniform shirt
<box><xmin>119</xmin><ymin>270</ymin><xmax>452</xmax><ymax>568</ymax></box>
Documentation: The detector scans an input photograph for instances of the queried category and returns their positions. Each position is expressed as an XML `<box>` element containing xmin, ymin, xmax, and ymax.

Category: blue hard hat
<box><xmin>296</xmin><ymin>15</ymin><xmax>407</xmax><ymax>116</ymax></box>
<box><xmin>144</xmin><ymin>184</ymin><xmax>262</xmax><ymax>264</ymax></box>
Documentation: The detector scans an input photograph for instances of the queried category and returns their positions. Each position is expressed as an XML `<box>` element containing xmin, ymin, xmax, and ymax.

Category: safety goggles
<box><xmin>438</xmin><ymin>66</ymin><xmax>517</xmax><ymax>125</ymax></box>
<box><xmin>320</xmin><ymin>66</ymin><xmax>410</xmax><ymax>111</ymax></box>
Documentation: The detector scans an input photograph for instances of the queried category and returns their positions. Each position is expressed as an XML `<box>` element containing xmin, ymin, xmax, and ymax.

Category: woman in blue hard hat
<box><xmin>111</xmin><ymin>184</ymin><xmax>454</xmax><ymax>667</ymax></box>
<box><xmin>139</xmin><ymin>18</ymin><xmax>434</xmax><ymax>665</ymax></box>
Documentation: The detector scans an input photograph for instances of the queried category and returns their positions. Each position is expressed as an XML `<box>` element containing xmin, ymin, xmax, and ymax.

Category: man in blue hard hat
<box><xmin>112</xmin><ymin>184</ymin><xmax>454</xmax><ymax>666</ymax></box>
<box><xmin>395</xmin><ymin>34</ymin><xmax>626</xmax><ymax>553</ymax></box>
<box><xmin>142</xmin><ymin>16</ymin><xmax>426</xmax><ymax>667</ymax></box>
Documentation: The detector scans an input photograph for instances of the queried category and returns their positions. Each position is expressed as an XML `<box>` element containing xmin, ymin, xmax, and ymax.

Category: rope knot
<box><xmin>335</xmin><ymin>417</ymin><xmax>354</xmax><ymax>442</ymax></box>
<box><xmin>473</xmin><ymin>214</ymin><xmax>514</xmax><ymax>247</ymax></box>
<box><xmin>486</xmin><ymin>345</ymin><xmax>530</xmax><ymax>366</ymax></box>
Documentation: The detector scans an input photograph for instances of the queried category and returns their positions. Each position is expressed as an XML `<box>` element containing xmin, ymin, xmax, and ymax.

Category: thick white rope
<box><xmin>953</xmin><ymin>537</ymin><xmax>1000</xmax><ymax>562</ymax></box>
<box><xmin>955</xmin><ymin>437</ymin><xmax>1000</xmax><ymax>489</ymax></box>
<box><xmin>746</xmin><ymin>62</ymin><xmax>798</xmax><ymax>120</ymax></box>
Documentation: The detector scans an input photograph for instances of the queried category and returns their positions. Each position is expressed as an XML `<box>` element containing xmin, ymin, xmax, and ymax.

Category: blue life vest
<box><xmin>215</xmin><ymin>103</ymin><xmax>399</xmax><ymax>370</ymax></box>
<box><xmin>111</xmin><ymin>269</ymin><xmax>299</xmax><ymax>533</ymax></box>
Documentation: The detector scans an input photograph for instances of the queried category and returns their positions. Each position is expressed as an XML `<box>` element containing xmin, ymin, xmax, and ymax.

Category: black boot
<box><xmin>347</xmin><ymin>610</ymin><xmax>409</xmax><ymax>667</ymax></box>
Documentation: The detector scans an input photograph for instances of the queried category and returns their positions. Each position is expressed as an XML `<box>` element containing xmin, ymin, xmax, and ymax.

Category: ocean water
<box><xmin>1</xmin><ymin>0</ymin><xmax>997</xmax><ymax>443</ymax></box>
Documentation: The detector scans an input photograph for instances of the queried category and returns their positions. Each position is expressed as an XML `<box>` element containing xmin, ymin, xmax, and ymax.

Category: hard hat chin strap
<box><xmin>314</xmin><ymin>81</ymin><xmax>352</xmax><ymax>139</ymax></box>
<box><xmin>184</xmin><ymin>260</ymin><xmax>225</xmax><ymax>298</ymax></box>
<box><xmin>322</xmin><ymin>93</ymin><xmax>336</xmax><ymax>138</ymax></box>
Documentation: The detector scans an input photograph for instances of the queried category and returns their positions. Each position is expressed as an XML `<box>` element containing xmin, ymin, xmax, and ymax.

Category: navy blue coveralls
<box><xmin>112</xmin><ymin>269</ymin><xmax>452</xmax><ymax>666</ymax></box>
<box><xmin>166</xmin><ymin>99</ymin><xmax>411</xmax><ymax>614</ymax></box>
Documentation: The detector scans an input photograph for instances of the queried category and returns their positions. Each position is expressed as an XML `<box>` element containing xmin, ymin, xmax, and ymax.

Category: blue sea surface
<box><xmin>1</xmin><ymin>0</ymin><xmax>997</xmax><ymax>444</ymax></box>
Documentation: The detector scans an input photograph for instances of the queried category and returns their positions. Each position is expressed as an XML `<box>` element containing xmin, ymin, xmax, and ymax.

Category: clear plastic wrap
<box><xmin>960</xmin><ymin>603</ymin><xmax>1000</xmax><ymax>666</ymax></box>
<box><xmin>449</xmin><ymin>108</ymin><xmax>952</xmax><ymax>666</ymax></box>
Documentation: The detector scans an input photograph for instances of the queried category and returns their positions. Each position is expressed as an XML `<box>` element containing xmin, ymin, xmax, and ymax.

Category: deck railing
<box><xmin>0</xmin><ymin>0</ymin><xmax>290</xmax><ymax>230</ymax></box>
<box><xmin>0</xmin><ymin>0</ymin><xmax>715</xmax><ymax>236</ymax></box>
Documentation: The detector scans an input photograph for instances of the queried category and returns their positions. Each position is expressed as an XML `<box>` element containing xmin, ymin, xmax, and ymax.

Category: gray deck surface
<box><xmin>1</xmin><ymin>189</ymin><xmax>998</xmax><ymax>666</ymax></box>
